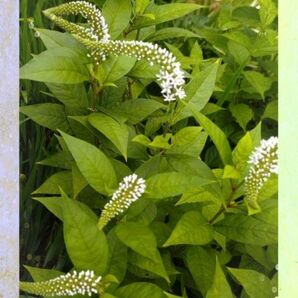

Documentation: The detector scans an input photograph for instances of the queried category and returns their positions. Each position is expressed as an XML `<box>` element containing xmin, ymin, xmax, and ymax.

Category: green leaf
<box><xmin>228</xmin><ymin>268</ymin><xmax>274</xmax><ymax>298</ymax></box>
<box><xmin>111</xmin><ymin>99</ymin><xmax>165</xmax><ymax>125</ymax></box>
<box><xmin>149</xmin><ymin>134</ymin><xmax>172</xmax><ymax>149</ymax></box>
<box><xmin>20</xmin><ymin>103</ymin><xmax>71</xmax><ymax>132</ymax></box>
<box><xmin>176</xmin><ymin>189</ymin><xmax>219</xmax><ymax>206</ymax></box>
<box><xmin>60</xmin><ymin>131</ymin><xmax>117</xmax><ymax>195</ymax></box>
<box><xmin>20</xmin><ymin>48</ymin><xmax>89</xmax><ymax>84</ymax></box>
<box><xmin>166</xmin><ymin>156</ymin><xmax>223</xmax><ymax>202</ymax></box>
<box><xmin>232</xmin><ymin>132</ymin><xmax>253</xmax><ymax>174</ymax></box>
<box><xmin>187</xmin><ymin>61</ymin><xmax>220</xmax><ymax>109</ymax></box>
<box><xmin>100</xmin><ymin>55</ymin><xmax>136</xmax><ymax>83</ymax></box>
<box><xmin>103</xmin><ymin>0</ymin><xmax>132</xmax><ymax>38</ymax></box>
<box><xmin>185</xmin><ymin>247</ymin><xmax>215</xmax><ymax>296</ymax></box>
<box><xmin>167</xmin><ymin>126</ymin><xmax>207</xmax><ymax>157</ymax></box>
<box><xmin>190</xmin><ymin>41</ymin><xmax>203</xmax><ymax>63</ymax></box>
<box><xmin>129</xmin><ymin>60</ymin><xmax>159</xmax><ymax>79</ymax></box>
<box><xmin>150</xmin><ymin>222</ymin><xmax>172</xmax><ymax>248</ymax></box>
<box><xmin>135</xmin><ymin>154</ymin><xmax>163</xmax><ymax>178</ymax></box>
<box><xmin>135</xmin><ymin>0</ymin><xmax>151</xmax><ymax>14</ymax></box>
<box><xmin>166</xmin><ymin>155</ymin><xmax>216</xmax><ymax>180</ymax></box>
<box><xmin>128</xmin><ymin>251</ymin><xmax>169</xmax><ymax>282</ymax></box>
<box><xmin>32</xmin><ymin>171</ymin><xmax>72</xmax><ymax>195</ymax></box>
<box><xmin>245</xmin><ymin>245</ymin><xmax>273</xmax><ymax>270</ymax></box>
<box><xmin>230</xmin><ymin>104</ymin><xmax>253</xmax><ymax>131</ymax></box>
<box><xmin>227</xmin><ymin>40</ymin><xmax>250</xmax><ymax>65</ymax></box>
<box><xmin>24</xmin><ymin>266</ymin><xmax>63</xmax><ymax>282</ymax></box>
<box><xmin>262</xmin><ymin>100</ymin><xmax>278</xmax><ymax>121</ymax></box>
<box><xmin>61</xmin><ymin>190</ymin><xmax>109</xmax><ymax>275</ymax></box>
<box><xmin>37</xmin><ymin>28</ymin><xmax>86</xmax><ymax>52</ymax></box>
<box><xmin>249</xmin><ymin>122</ymin><xmax>262</xmax><ymax>148</ymax></box>
<box><xmin>33</xmin><ymin>197</ymin><xmax>63</xmax><ymax>221</ymax></box>
<box><xmin>88</xmin><ymin>113</ymin><xmax>129</xmax><ymax>160</ymax></box>
<box><xmin>36</xmin><ymin>152</ymin><xmax>71</xmax><ymax>169</ymax></box>
<box><xmin>223</xmin><ymin>165</ymin><xmax>240</xmax><ymax>179</ymax></box>
<box><xmin>163</xmin><ymin>211</ymin><xmax>213</xmax><ymax>246</ymax></box>
<box><xmin>115</xmin><ymin>222</ymin><xmax>158</xmax><ymax>261</ymax></box>
<box><xmin>46</xmin><ymin>83</ymin><xmax>88</xmax><ymax>115</ymax></box>
<box><xmin>187</xmin><ymin>105</ymin><xmax>232</xmax><ymax>165</ymax></box>
<box><xmin>134</xmin><ymin>3</ymin><xmax>203</xmax><ymax>28</ymax></box>
<box><xmin>259</xmin><ymin>0</ymin><xmax>277</xmax><ymax>27</ymax></box>
<box><xmin>258</xmin><ymin>176</ymin><xmax>278</xmax><ymax>202</ymax></box>
<box><xmin>146</xmin><ymin>172</ymin><xmax>214</xmax><ymax>199</ymax></box>
<box><xmin>115</xmin><ymin>282</ymin><xmax>167</xmax><ymax>298</ymax></box>
<box><xmin>106</xmin><ymin>230</ymin><xmax>127</xmax><ymax>284</ymax></box>
<box><xmin>214</xmin><ymin>210</ymin><xmax>277</xmax><ymax>246</ymax></box>
<box><xmin>101</xmin><ymin>294</ymin><xmax>118</xmax><ymax>298</ymax></box>
<box><xmin>110</xmin><ymin>159</ymin><xmax>132</xmax><ymax>181</ymax></box>
<box><xmin>243</xmin><ymin>71</ymin><xmax>272</xmax><ymax>99</ymax></box>
<box><xmin>206</xmin><ymin>258</ymin><xmax>233</xmax><ymax>298</ymax></box>
<box><xmin>146</xmin><ymin>28</ymin><xmax>198</xmax><ymax>41</ymax></box>
<box><xmin>72</xmin><ymin>164</ymin><xmax>88</xmax><ymax>199</ymax></box>
<box><xmin>173</xmin><ymin>60</ymin><xmax>219</xmax><ymax>123</ymax></box>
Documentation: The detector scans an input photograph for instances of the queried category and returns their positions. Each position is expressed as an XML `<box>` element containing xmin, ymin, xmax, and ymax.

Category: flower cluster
<box><xmin>101</xmin><ymin>40</ymin><xmax>186</xmax><ymax>102</ymax></box>
<box><xmin>20</xmin><ymin>270</ymin><xmax>102</xmax><ymax>297</ymax></box>
<box><xmin>98</xmin><ymin>174</ymin><xmax>146</xmax><ymax>229</ymax></box>
<box><xmin>44</xmin><ymin>1</ymin><xmax>186</xmax><ymax>102</ymax></box>
<box><xmin>245</xmin><ymin>136</ymin><xmax>278</xmax><ymax>208</ymax></box>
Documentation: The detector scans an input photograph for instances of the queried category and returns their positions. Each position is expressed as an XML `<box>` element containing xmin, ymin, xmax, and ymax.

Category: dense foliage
<box><xmin>20</xmin><ymin>0</ymin><xmax>278</xmax><ymax>297</ymax></box>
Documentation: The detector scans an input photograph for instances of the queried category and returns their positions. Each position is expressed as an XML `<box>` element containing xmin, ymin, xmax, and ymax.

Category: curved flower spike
<box><xmin>20</xmin><ymin>270</ymin><xmax>103</xmax><ymax>297</ymax></box>
<box><xmin>43</xmin><ymin>1</ymin><xmax>186</xmax><ymax>102</ymax></box>
<box><xmin>245</xmin><ymin>136</ymin><xmax>278</xmax><ymax>209</ymax></box>
<box><xmin>98</xmin><ymin>174</ymin><xmax>146</xmax><ymax>229</ymax></box>
<box><xmin>75</xmin><ymin>36</ymin><xmax>186</xmax><ymax>102</ymax></box>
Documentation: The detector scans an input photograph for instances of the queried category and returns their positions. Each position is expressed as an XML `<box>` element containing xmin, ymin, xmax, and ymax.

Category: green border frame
<box><xmin>279</xmin><ymin>0</ymin><xmax>298</xmax><ymax>297</ymax></box>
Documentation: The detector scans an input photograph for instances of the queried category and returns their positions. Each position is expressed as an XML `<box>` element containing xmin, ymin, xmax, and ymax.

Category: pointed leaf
<box><xmin>115</xmin><ymin>282</ymin><xmax>167</xmax><ymax>298</ymax></box>
<box><xmin>111</xmin><ymin>99</ymin><xmax>165</xmax><ymax>125</ymax></box>
<box><xmin>20</xmin><ymin>103</ymin><xmax>71</xmax><ymax>132</ymax></box>
<box><xmin>228</xmin><ymin>268</ymin><xmax>274</xmax><ymax>298</ymax></box>
<box><xmin>20</xmin><ymin>48</ymin><xmax>89</xmax><ymax>84</ymax></box>
<box><xmin>206</xmin><ymin>259</ymin><xmax>233</xmax><ymax>298</ymax></box>
<box><xmin>146</xmin><ymin>172</ymin><xmax>214</xmax><ymax>199</ymax></box>
<box><xmin>61</xmin><ymin>190</ymin><xmax>109</xmax><ymax>275</ymax></box>
<box><xmin>103</xmin><ymin>0</ymin><xmax>132</xmax><ymax>38</ymax></box>
<box><xmin>128</xmin><ymin>251</ymin><xmax>169</xmax><ymax>282</ymax></box>
<box><xmin>185</xmin><ymin>247</ymin><xmax>215</xmax><ymax>296</ymax></box>
<box><xmin>163</xmin><ymin>211</ymin><xmax>213</xmax><ymax>246</ymax></box>
<box><xmin>60</xmin><ymin>131</ymin><xmax>117</xmax><ymax>195</ymax></box>
<box><xmin>134</xmin><ymin>3</ymin><xmax>203</xmax><ymax>28</ymax></box>
<box><xmin>88</xmin><ymin>113</ymin><xmax>129</xmax><ymax>160</ymax></box>
<box><xmin>187</xmin><ymin>105</ymin><xmax>232</xmax><ymax>165</ymax></box>
<box><xmin>32</xmin><ymin>171</ymin><xmax>72</xmax><ymax>195</ymax></box>
<box><xmin>115</xmin><ymin>222</ymin><xmax>158</xmax><ymax>261</ymax></box>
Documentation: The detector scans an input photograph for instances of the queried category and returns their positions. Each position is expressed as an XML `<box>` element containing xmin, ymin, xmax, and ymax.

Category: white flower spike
<box><xmin>44</xmin><ymin>1</ymin><xmax>186</xmax><ymax>102</ymax></box>
<box><xmin>245</xmin><ymin>136</ymin><xmax>278</xmax><ymax>209</ymax></box>
<box><xmin>98</xmin><ymin>174</ymin><xmax>146</xmax><ymax>229</ymax></box>
<box><xmin>20</xmin><ymin>270</ymin><xmax>102</xmax><ymax>297</ymax></box>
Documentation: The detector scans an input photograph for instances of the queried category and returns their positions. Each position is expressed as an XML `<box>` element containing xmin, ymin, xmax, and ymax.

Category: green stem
<box><xmin>209</xmin><ymin>205</ymin><xmax>225</xmax><ymax>225</ymax></box>
<box><xmin>209</xmin><ymin>181</ymin><xmax>242</xmax><ymax>224</ymax></box>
